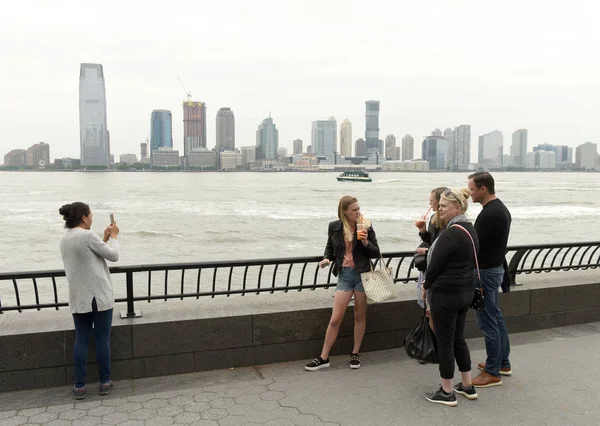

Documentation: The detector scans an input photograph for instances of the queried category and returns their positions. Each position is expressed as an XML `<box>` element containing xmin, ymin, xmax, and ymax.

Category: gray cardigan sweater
<box><xmin>60</xmin><ymin>228</ymin><xmax>120</xmax><ymax>314</ymax></box>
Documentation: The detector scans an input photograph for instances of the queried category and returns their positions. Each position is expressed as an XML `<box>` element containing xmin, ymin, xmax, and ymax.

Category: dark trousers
<box><xmin>430</xmin><ymin>290</ymin><xmax>472</xmax><ymax>379</ymax></box>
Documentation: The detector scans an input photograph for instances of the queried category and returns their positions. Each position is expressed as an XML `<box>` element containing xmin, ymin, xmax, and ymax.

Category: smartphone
<box><xmin>109</xmin><ymin>213</ymin><xmax>115</xmax><ymax>225</ymax></box>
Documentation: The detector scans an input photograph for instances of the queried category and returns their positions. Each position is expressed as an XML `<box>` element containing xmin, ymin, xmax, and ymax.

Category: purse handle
<box><xmin>450</xmin><ymin>224</ymin><xmax>480</xmax><ymax>283</ymax></box>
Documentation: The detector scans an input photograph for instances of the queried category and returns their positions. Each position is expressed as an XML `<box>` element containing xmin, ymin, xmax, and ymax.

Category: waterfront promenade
<box><xmin>1</xmin><ymin>322</ymin><xmax>598</xmax><ymax>425</ymax></box>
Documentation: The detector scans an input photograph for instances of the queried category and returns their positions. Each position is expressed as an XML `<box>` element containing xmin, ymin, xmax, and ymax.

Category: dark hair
<box><xmin>59</xmin><ymin>202</ymin><xmax>90</xmax><ymax>228</ymax></box>
<box><xmin>468</xmin><ymin>171</ymin><xmax>495</xmax><ymax>194</ymax></box>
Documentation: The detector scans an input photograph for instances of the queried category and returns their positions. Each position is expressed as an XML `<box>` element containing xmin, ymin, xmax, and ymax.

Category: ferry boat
<box><xmin>336</xmin><ymin>171</ymin><xmax>372</xmax><ymax>182</ymax></box>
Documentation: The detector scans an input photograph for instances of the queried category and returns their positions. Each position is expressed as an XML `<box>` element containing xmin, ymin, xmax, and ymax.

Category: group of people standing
<box><xmin>306</xmin><ymin>171</ymin><xmax>513</xmax><ymax>408</ymax></box>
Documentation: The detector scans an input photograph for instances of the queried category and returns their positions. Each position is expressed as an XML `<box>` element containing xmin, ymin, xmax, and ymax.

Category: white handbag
<box><xmin>361</xmin><ymin>256</ymin><xmax>398</xmax><ymax>304</ymax></box>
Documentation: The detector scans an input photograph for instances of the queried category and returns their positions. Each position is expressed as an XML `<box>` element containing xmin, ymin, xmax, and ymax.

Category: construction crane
<box><xmin>177</xmin><ymin>76</ymin><xmax>192</xmax><ymax>102</ymax></box>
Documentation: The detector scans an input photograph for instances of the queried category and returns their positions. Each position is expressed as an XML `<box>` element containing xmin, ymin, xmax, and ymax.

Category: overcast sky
<box><xmin>1</xmin><ymin>0</ymin><xmax>599</xmax><ymax>160</ymax></box>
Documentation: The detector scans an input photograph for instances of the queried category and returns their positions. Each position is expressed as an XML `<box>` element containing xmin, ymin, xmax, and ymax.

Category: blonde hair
<box><xmin>430</xmin><ymin>186</ymin><xmax>448</xmax><ymax>228</ymax></box>
<box><xmin>441</xmin><ymin>188</ymin><xmax>471</xmax><ymax>213</ymax></box>
<box><xmin>337</xmin><ymin>196</ymin><xmax>371</xmax><ymax>242</ymax></box>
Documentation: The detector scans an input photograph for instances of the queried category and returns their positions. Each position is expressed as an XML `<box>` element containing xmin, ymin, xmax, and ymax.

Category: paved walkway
<box><xmin>1</xmin><ymin>322</ymin><xmax>599</xmax><ymax>426</ymax></box>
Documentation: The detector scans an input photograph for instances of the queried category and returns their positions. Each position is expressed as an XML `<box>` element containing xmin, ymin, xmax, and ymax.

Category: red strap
<box><xmin>450</xmin><ymin>224</ymin><xmax>480</xmax><ymax>282</ymax></box>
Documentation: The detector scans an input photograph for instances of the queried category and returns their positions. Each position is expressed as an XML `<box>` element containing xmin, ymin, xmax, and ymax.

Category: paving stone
<box><xmin>288</xmin><ymin>413</ymin><xmax>321</xmax><ymax>425</ymax></box>
<box><xmin>210</xmin><ymin>398</ymin><xmax>236</xmax><ymax>409</ymax></box>
<box><xmin>88</xmin><ymin>406</ymin><xmax>116</xmax><ymax>417</ymax></box>
<box><xmin>129</xmin><ymin>408</ymin><xmax>156</xmax><ymax>420</ymax></box>
<box><xmin>182</xmin><ymin>401</ymin><xmax>210</xmax><ymax>413</ymax></box>
<box><xmin>253</xmin><ymin>400</ymin><xmax>280</xmax><ymax>411</ymax></box>
<box><xmin>194</xmin><ymin>392</ymin><xmax>219</xmax><ymax>402</ymax></box>
<box><xmin>114</xmin><ymin>402</ymin><xmax>143</xmax><ymax>413</ymax></box>
<box><xmin>156</xmin><ymin>405</ymin><xmax>184</xmax><ymax>417</ymax></box>
<box><xmin>102</xmin><ymin>398</ymin><xmax>129</xmax><ymax>407</ymax></box>
<box><xmin>0</xmin><ymin>417</ymin><xmax>28</xmax><ymax>426</ymax></box>
<box><xmin>127</xmin><ymin>394</ymin><xmax>156</xmax><ymax>403</ymax></box>
<box><xmin>144</xmin><ymin>417</ymin><xmax>175</xmax><ymax>426</ymax></box>
<box><xmin>234</xmin><ymin>394</ymin><xmax>261</xmax><ymax>405</ymax></box>
<box><xmin>265</xmin><ymin>420</ymin><xmax>294</xmax><ymax>426</ymax></box>
<box><xmin>47</xmin><ymin>404</ymin><xmax>75</xmax><ymax>413</ymax></box>
<box><xmin>217</xmin><ymin>388</ymin><xmax>246</xmax><ymax>398</ymax></box>
<box><xmin>118</xmin><ymin>421</ymin><xmax>145</xmax><ymax>426</ymax></box>
<box><xmin>202</xmin><ymin>409</ymin><xmax>229</xmax><ymax>420</ymax></box>
<box><xmin>154</xmin><ymin>391</ymin><xmax>181</xmax><ymax>399</ymax></box>
<box><xmin>59</xmin><ymin>409</ymin><xmax>87</xmax><ymax>420</ymax></box>
<box><xmin>100</xmin><ymin>412</ymin><xmax>130</xmax><ymax>424</ymax></box>
<box><xmin>72</xmin><ymin>416</ymin><xmax>102</xmax><ymax>426</ymax></box>
<box><xmin>169</xmin><ymin>395</ymin><xmax>195</xmax><ymax>406</ymax></box>
<box><xmin>244</xmin><ymin>410</ymin><xmax>275</xmax><ymax>423</ymax></box>
<box><xmin>218</xmin><ymin>415</ymin><xmax>248</xmax><ymax>426</ymax></box>
<box><xmin>28</xmin><ymin>412</ymin><xmax>58</xmax><ymax>423</ymax></box>
<box><xmin>74</xmin><ymin>401</ymin><xmax>102</xmax><ymax>410</ymax></box>
<box><xmin>174</xmin><ymin>412</ymin><xmax>202</xmax><ymax>424</ymax></box>
<box><xmin>259</xmin><ymin>391</ymin><xmax>286</xmax><ymax>401</ymax></box>
<box><xmin>45</xmin><ymin>420</ymin><xmax>72</xmax><ymax>426</ymax></box>
<box><xmin>0</xmin><ymin>411</ymin><xmax>17</xmax><ymax>420</ymax></box>
<box><xmin>143</xmin><ymin>399</ymin><xmax>169</xmax><ymax>409</ymax></box>
<box><xmin>16</xmin><ymin>407</ymin><xmax>46</xmax><ymax>417</ymax></box>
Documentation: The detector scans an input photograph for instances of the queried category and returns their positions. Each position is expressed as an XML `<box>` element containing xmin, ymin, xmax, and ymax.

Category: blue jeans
<box><xmin>72</xmin><ymin>298</ymin><xmax>113</xmax><ymax>388</ymax></box>
<box><xmin>336</xmin><ymin>267</ymin><xmax>365</xmax><ymax>292</ymax></box>
<box><xmin>474</xmin><ymin>266</ymin><xmax>511</xmax><ymax>377</ymax></box>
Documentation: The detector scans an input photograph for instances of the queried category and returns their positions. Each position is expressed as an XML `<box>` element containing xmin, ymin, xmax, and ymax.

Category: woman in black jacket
<box><xmin>305</xmin><ymin>196</ymin><xmax>380</xmax><ymax>371</ymax></box>
<box><xmin>422</xmin><ymin>188</ymin><xmax>479</xmax><ymax>406</ymax></box>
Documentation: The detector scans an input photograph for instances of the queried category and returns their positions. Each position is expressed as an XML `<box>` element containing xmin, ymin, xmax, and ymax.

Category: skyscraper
<box><xmin>510</xmin><ymin>129</ymin><xmax>528</xmax><ymax>167</ymax></box>
<box><xmin>575</xmin><ymin>142</ymin><xmax>598</xmax><ymax>170</ymax></box>
<box><xmin>365</xmin><ymin>101</ymin><xmax>380</xmax><ymax>155</ymax></box>
<box><xmin>402</xmin><ymin>134</ymin><xmax>414</xmax><ymax>161</ymax></box>
<box><xmin>450</xmin><ymin>125</ymin><xmax>471</xmax><ymax>171</ymax></box>
<box><xmin>216</xmin><ymin>107</ymin><xmax>235</xmax><ymax>151</ymax></box>
<box><xmin>183</xmin><ymin>101</ymin><xmax>207</xmax><ymax>156</ymax></box>
<box><xmin>79</xmin><ymin>63</ymin><xmax>109</xmax><ymax>167</ymax></box>
<box><xmin>256</xmin><ymin>116</ymin><xmax>279</xmax><ymax>160</ymax></box>
<box><xmin>355</xmin><ymin>138</ymin><xmax>367</xmax><ymax>157</ymax></box>
<box><xmin>312</xmin><ymin>117</ymin><xmax>337</xmax><ymax>157</ymax></box>
<box><xmin>150</xmin><ymin>110</ymin><xmax>173</xmax><ymax>155</ymax></box>
<box><xmin>478</xmin><ymin>130</ymin><xmax>504</xmax><ymax>168</ymax></box>
<box><xmin>26</xmin><ymin>142</ymin><xmax>50</xmax><ymax>168</ymax></box>
<box><xmin>340</xmin><ymin>119</ymin><xmax>352</xmax><ymax>157</ymax></box>
<box><xmin>385</xmin><ymin>134</ymin><xmax>396</xmax><ymax>160</ymax></box>
<box><xmin>293</xmin><ymin>139</ymin><xmax>303</xmax><ymax>155</ymax></box>
<box><xmin>422</xmin><ymin>136</ymin><xmax>449</xmax><ymax>170</ymax></box>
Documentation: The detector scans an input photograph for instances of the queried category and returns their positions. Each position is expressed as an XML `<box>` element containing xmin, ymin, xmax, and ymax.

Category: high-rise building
<box><xmin>575</xmin><ymin>142</ymin><xmax>598</xmax><ymax>170</ymax></box>
<box><xmin>26</xmin><ymin>142</ymin><xmax>50</xmax><ymax>168</ymax></box>
<box><xmin>216</xmin><ymin>107</ymin><xmax>235</xmax><ymax>151</ymax></box>
<box><xmin>293</xmin><ymin>139</ymin><xmax>303</xmax><ymax>155</ymax></box>
<box><xmin>432</xmin><ymin>129</ymin><xmax>443</xmax><ymax>137</ymax></box>
<box><xmin>79</xmin><ymin>63</ymin><xmax>109</xmax><ymax>167</ymax></box>
<box><xmin>140</xmin><ymin>142</ymin><xmax>148</xmax><ymax>162</ymax></box>
<box><xmin>119</xmin><ymin>154</ymin><xmax>138</xmax><ymax>164</ymax></box>
<box><xmin>150</xmin><ymin>110</ymin><xmax>173</xmax><ymax>156</ymax></box>
<box><xmin>183</xmin><ymin>101</ymin><xmax>207</xmax><ymax>156</ymax></box>
<box><xmin>449</xmin><ymin>125</ymin><xmax>471</xmax><ymax>170</ymax></box>
<box><xmin>538</xmin><ymin>151</ymin><xmax>557</xmax><ymax>169</ymax></box>
<box><xmin>306</xmin><ymin>145</ymin><xmax>312</xmax><ymax>155</ymax></box>
<box><xmin>152</xmin><ymin>147</ymin><xmax>180</xmax><ymax>167</ymax></box>
<box><xmin>312</xmin><ymin>117</ymin><xmax>337</xmax><ymax>156</ymax></box>
<box><xmin>3</xmin><ymin>149</ymin><xmax>27</xmax><ymax>167</ymax></box>
<box><xmin>422</xmin><ymin>136</ymin><xmax>449</xmax><ymax>170</ymax></box>
<box><xmin>402</xmin><ymin>135</ymin><xmax>414</xmax><ymax>161</ymax></box>
<box><xmin>241</xmin><ymin>146</ymin><xmax>257</xmax><ymax>169</ymax></box>
<box><xmin>365</xmin><ymin>101</ymin><xmax>380</xmax><ymax>155</ymax></box>
<box><xmin>478</xmin><ymin>130</ymin><xmax>504</xmax><ymax>168</ymax></box>
<box><xmin>256</xmin><ymin>116</ymin><xmax>279</xmax><ymax>160</ymax></box>
<box><xmin>340</xmin><ymin>119</ymin><xmax>352</xmax><ymax>157</ymax></box>
<box><xmin>394</xmin><ymin>146</ymin><xmax>401</xmax><ymax>161</ymax></box>
<box><xmin>385</xmin><ymin>134</ymin><xmax>396</xmax><ymax>160</ymax></box>
<box><xmin>355</xmin><ymin>138</ymin><xmax>367</xmax><ymax>157</ymax></box>
<box><xmin>510</xmin><ymin>129</ymin><xmax>528</xmax><ymax>167</ymax></box>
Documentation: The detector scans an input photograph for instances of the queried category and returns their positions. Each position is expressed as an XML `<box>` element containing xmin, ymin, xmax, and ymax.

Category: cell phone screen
<box><xmin>110</xmin><ymin>213</ymin><xmax>115</xmax><ymax>225</ymax></box>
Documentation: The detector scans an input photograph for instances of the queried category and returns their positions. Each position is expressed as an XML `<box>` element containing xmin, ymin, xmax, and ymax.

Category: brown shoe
<box><xmin>478</xmin><ymin>362</ymin><xmax>512</xmax><ymax>376</ymax></box>
<box><xmin>472</xmin><ymin>371</ymin><xmax>502</xmax><ymax>388</ymax></box>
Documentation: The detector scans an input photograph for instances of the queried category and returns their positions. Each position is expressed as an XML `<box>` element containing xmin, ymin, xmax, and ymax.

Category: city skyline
<box><xmin>1</xmin><ymin>1</ymin><xmax>599</xmax><ymax>161</ymax></box>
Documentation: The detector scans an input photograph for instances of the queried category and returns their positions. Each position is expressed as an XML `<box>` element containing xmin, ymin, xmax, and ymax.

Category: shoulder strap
<box><xmin>450</xmin><ymin>224</ymin><xmax>480</xmax><ymax>282</ymax></box>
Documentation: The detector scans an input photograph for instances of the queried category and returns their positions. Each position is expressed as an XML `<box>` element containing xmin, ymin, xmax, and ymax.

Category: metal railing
<box><xmin>1</xmin><ymin>241</ymin><xmax>599</xmax><ymax>317</ymax></box>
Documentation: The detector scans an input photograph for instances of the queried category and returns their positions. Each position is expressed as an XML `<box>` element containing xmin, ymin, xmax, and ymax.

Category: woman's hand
<box><xmin>319</xmin><ymin>259</ymin><xmax>331</xmax><ymax>269</ymax></box>
<box><xmin>415</xmin><ymin>219</ymin><xmax>427</xmax><ymax>233</ymax></box>
<box><xmin>357</xmin><ymin>229</ymin><xmax>368</xmax><ymax>246</ymax></box>
<box><xmin>108</xmin><ymin>223</ymin><xmax>120</xmax><ymax>239</ymax></box>
<box><xmin>415</xmin><ymin>247</ymin><xmax>427</xmax><ymax>256</ymax></box>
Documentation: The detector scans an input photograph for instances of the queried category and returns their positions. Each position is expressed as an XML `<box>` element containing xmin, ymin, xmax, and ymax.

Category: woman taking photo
<box><xmin>421</xmin><ymin>189</ymin><xmax>479</xmax><ymax>406</ymax></box>
<box><xmin>59</xmin><ymin>202</ymin><xmax>120</xmax><ymax>400</ymax></box>
<box><xmin>305</xmin><ymin>196</ymin><xmax>380</xmax><ymax>371</ymax></box>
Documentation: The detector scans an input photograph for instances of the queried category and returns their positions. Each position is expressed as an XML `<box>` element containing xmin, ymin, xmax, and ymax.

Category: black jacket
<box><xmin>419</xmin><ymin>218</ymin><xmax>445</xmax><ymax>246</ymax></box>
<box><xmin>423</xmin><ymin>221</ymin><xmax>479</xmax><ymax>293</ymax></box>
<box><xmin>323</xmin><ymin>220</ymin><xmax>381</xmax><ymax>277</ymax></box>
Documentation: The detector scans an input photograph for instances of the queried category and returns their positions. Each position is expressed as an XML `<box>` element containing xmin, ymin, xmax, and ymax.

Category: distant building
<box><xmin>152</xmin><ymin>147</ymin><xmax>179</xmax><ymax>167</ymax></box>
<box><xmin>422</xmin><ymin>136</ymin><xmax>448</xmax><ymax>170</ymax></box>
<box><xmin>510</xmin><ymin>129</ymin><xmax>528</xmax><ymax>168</ymax></box>
<box><xmin>355</xmin><ymin>138</ymin><xmax>367</xmax><ymax>157</ymax></box>
<box><xmin>395</xmin><ymin>146</ymin><xmax>401</xmax><ymax>161</ymax></box>
<box><xmin>538</xmin><ymin>150</ymin><xmax>557</xmax><ymax>169</ymax></box>
<box><xmin>385</xmin><ymin>134</ymin><xmax>396</xmax><ymax>160</ymax></box>
<box><xmin>575</xmin><ymin>142</ymin><xmax>598</xmax><ymax>170</ymax></box>
<box><xmin>187</xmin><ymin>148</ymin><xmax>216</xmax><ymax>169</ymax></box>
<box><xmin>277</xmin><ymin>147</ymin><xmax>288</xmax><ymax>159</ymax></box>
<box><xmin>150</xmin><ymin>110</ymin><xmax>173</xmax><ymax>155</ymax></box>
<box><xmin>402</xmin><ymin>135</ymin><xmax>414</xmax><ymax>161</ymax></box>
<box><xmin>365</xmin><ymin>101</ymin><xmax>380</xmax><ymax>155</ymax></box>
<box><xmin>256</xmin><ymin>116</ymin><xmax>279</xmax><ymax>160</ymax></box>
<box><xmin>449</xmin><ymin>125</ymin><xmax>471</xmax><ymax>171</ymax></box>
<box><xmin>306</xmin><ymin>144</ymin><xmax>312</xmax><ymax>155</ymax></box>
<box><xmin>216</xmin><ymin>107</ymin><xmax>235</xmax><ymax>152</ymax></box>
<box><xmin>383</xmin><ymin>159</ymin><xmax>430</xmax><ymax>172</ymax></box>
<box><xmin>119</xmin><ymin>154</ymin><xmax>138</xmax><ymax>164</ymax></box>
<box><xmin>183</xmin><ymin>101</ymin><xmax>207</xmax><ymax>156</ymax></box>
<box><xmin>340</xmin><ymin>119</ymin><xmax>352</xmax><ymax>157</ymax></box>
<box><xmin>312</xmin><ymin>118</ymin><xmax>337</xmax><ymax>156</ymax></box>
<box><xmin>431</xmin><ymin>128</ymin><xmax>443</xmax><ymax>137</ymax></box>
<box><xmin>79</xmin><ymin>63</ymin><xmax>109</xmax><ymax>167</ymax></box>
<box><xmin>293</xmin><ymin>139</ymin><xmax>303</xmax><ymax>155</ymax></box>
<box><xmin>241</xmin><ymin>146</ymin><xmax>256</xmax><ymax>169</ymax></box>
<box><xmin>26</xmin><ymin>142</ymin><xmax>50</xmax><ymax>168</ymax></box>
<box><xmin>220</xmin><ymin>151</ymin><xmax>243</xmax><ymax>170</ymax></box>
<box><xmin>3</xmin><ymin>149</ymin><xmax>27</xmax><ymax>167</ymax></box>
<box><xmin>478</xmin><ymin>130</ymin><xmax>504</xmax><ymax>168</ymax></box>
<box><xmin>54</xmin><ymin>158</ymin><xmax>80</xmax><ymax>169</ymax></box>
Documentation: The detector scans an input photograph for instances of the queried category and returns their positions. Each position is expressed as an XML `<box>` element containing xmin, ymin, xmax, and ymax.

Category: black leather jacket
<box><xmin>323</xmin><ymin>220</ymin><xmax>381</xmax><ymax>277</ymax></box>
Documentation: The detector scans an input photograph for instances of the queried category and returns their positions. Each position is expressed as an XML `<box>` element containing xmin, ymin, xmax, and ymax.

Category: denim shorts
<box><xmin>336</xmin><ymin>267</ymin><xmax>365</xmax><ymax>292</ymax></box>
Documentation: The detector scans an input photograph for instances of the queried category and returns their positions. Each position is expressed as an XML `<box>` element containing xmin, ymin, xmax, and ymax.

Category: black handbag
<box><xmin>404</xmin><ymin>306</ymin><xmax>438</xmax><ymax>364</ymax></box>
<box><xmin>413</xmin><ymin>242</ymin><xmax>429</xmax><ymax>272</ymax></box>
<box><xmin>451</xmin><ymin>224</ymin><xmax>484</xmax><ymax>311</ymax></box>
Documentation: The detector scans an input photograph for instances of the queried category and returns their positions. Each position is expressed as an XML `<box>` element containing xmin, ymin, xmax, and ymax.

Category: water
<box><xmin>1</xmin><ymin>171</ymin><xmax>600</xmax><ymax>273</ymax></box>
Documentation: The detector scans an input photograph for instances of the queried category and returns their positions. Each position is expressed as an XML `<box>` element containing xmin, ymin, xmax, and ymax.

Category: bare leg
<box><xmin>461</xmin><ymin>371</ymin><xmax>472</xmax><ymax>387</ymax></box>
<box><xmin>352</xmin><ymin>291</ymin><xmax>368</xmax><ymax>353</ymax></box>
<box><xmin>441</xmin><ymin>378</ymin><xmax>453</xmax><ymax>393</ymax></box>
<box><xmin>320</xmin><ymin>291</ymin><xmax>354</xmax><ymax>360</ymax></box>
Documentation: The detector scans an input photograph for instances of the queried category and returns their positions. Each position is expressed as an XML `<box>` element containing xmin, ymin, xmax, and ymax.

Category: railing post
<box><xmin>120</xmin><ymin>271</ymin><xmax>142</xmax><ymax>318</ymax></box>
<box><xmin>508</xmin><ymin>249</ymin><xmax>526</xmax><ymax>286</ymax></box>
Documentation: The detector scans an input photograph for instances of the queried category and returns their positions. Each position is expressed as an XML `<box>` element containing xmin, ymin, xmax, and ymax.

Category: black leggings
<box><xmin>430</xmin><ymin>290</ymin><xmax>472</xmax><ymax>379</ymax></box>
